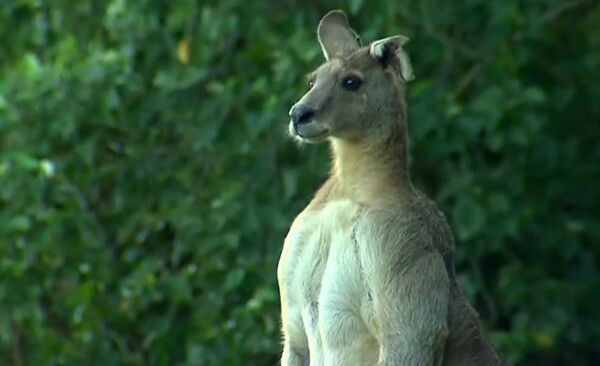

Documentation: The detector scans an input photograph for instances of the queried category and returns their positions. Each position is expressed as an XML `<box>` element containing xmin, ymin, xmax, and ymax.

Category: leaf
<box><xmin>224</xmin><ymin>268</ymin><xmax>245</xmax><ymax>292</ymax></box>
<box><xmin>452</xmin><ymin>197</ymin><xmax>486</xmax><ymax>242</ymax></box>
<box><xmin>350</xmin><ymin>0</ymin><xmax>365</xmax><ymax>15</ymax></box>
<box><xmin>177</xmin><ymin>38</ymin><xmax>190</xmax><ymax>64</ymax></box>
<box><xmin>6</xmin><ymin>216</ymin><xmax>32</xmax><ymax>232</ymax></box>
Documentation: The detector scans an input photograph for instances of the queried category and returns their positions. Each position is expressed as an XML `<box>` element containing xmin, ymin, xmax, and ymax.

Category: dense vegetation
<box><xmin>1</xmin><ymin>0</ymin><xmax>598</xmax><ymax>365</ymax></box>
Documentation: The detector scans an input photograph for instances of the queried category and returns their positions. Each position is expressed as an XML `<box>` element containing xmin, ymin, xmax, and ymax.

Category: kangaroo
<box><xmin>277</xmin><ymin>10</ymin><xmax>504</xmax><ymax>366</ymax></box>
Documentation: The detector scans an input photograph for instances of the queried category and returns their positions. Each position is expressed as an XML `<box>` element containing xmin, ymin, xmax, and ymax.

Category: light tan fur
<box><xmin>278</xmin><ymin>10</ymin><xmax>504</xmax><ymax>366</ymax></box>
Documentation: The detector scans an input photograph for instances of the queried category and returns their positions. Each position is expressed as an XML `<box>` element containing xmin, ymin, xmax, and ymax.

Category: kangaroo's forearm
<box><xmin>378</xmin><ymin>349</ymin><xmax>439</xmax><ymax>366</ymax></box>
<box><xmin>377</xmin><ymin>332</ymin><xmax>446</xmax><ymax>366</ymax></box>
<box><xmin>281</xmin><ymin>346</ymin><xmax>308</xmax><ymax>366</ymax></box>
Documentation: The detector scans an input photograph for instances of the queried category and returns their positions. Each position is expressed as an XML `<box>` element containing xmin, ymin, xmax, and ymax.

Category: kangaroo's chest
<box><xmin>278</xmin><ymin>200</ymin><xmax>378</xmax><ymax>365</ymax></box>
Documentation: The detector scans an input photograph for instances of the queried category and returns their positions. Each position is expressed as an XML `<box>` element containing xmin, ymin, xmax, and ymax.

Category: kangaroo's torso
<box><xmin>279</xmin><ymin>196</ymin><xmax>379</xmax><ymax>365</ymax></box>
<box><xmin>278</xmin><ymin>183</ymin><xmax>503</xmax><ymax>366</ymax></box>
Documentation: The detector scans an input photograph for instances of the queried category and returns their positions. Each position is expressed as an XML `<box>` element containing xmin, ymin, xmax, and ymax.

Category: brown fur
<box><xmin>278</xmin><ymin>10</ymin><xmax>505</xmax><ymax>366</ymax></box>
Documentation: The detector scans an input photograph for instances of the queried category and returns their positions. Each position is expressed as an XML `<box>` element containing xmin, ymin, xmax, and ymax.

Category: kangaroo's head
<box><xmin>288</xmin><ymin>10</ymin><xmax>414</xmax><ymax>145</ymax></box>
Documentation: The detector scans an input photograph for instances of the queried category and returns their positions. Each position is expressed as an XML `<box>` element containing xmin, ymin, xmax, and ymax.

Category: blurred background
<box><xmin>1</xmin><ymin>0</ymin><xmax>599</xmax><ymax>365</ymax></box>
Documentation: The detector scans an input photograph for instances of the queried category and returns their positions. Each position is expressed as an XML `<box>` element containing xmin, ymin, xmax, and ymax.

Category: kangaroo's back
<box><xmin>444</xmin><ymin>287</ymin><xmax>505</xmax><ymax>366</ymax></box>
<box><xmin>411</xmin><ymin>191</ymin><xmax>505</xmax><ymax>366</ymax></box>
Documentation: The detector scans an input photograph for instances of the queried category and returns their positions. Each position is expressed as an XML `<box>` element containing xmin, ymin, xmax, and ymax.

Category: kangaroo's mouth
<box><xmin>289</xmin><ymin>120</ymin><xmax>329</xmax><ymax>143</ymax></box>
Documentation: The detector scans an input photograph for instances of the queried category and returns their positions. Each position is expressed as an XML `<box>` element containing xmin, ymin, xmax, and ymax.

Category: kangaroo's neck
<box><xmin>330</xmin><ymin>130</ymin><xmax>411</xmax><ymax>204</ymax></box>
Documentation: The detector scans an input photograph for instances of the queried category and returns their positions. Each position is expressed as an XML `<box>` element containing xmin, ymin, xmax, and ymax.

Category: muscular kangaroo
<box><xmin>277</xmin><ymin>10</ymin><xmax>504</xmax><ymax>366</ymax></box>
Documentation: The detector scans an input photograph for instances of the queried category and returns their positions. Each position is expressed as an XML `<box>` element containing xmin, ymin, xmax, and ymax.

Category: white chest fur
<box><xmin>278</xmin><ymin>200</ymin><xmax>379</xmax><ymax>365</ymax></box>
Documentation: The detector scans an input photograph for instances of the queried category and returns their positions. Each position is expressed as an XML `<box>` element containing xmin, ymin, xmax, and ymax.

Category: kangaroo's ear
<box><xmin>369</xmin><ymin>35</ymin><xmax>414</xmax><ymax>82</ymax></box>
<box><xmin>317</xmin><ymin>10</ymin><xmax>361</xmax><ymax>60</ymax></box>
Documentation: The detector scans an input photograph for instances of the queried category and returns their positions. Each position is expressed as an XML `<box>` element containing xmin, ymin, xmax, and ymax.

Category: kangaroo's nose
<box><xmin>289</xmin><ymin>104</ymin><xmax>315</xmax><ymax>125</ymax></box>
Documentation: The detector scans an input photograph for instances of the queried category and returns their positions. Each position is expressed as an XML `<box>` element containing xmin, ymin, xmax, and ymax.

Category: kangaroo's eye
<box><xmin>341</xmin><ymin>75</ymin><xmax>362</xmax><ymax>91</ymax></box>
<box><xmin>307</xmin><ymin>79</ymin><xmax>315</xmax><ymax>90</ymax></box>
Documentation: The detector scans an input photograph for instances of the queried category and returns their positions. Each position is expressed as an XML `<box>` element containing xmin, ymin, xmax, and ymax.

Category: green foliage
<box><xmin>1</xmin><ymin>0</ymin><xmax>598</xmax><ymax>365</ymax></box>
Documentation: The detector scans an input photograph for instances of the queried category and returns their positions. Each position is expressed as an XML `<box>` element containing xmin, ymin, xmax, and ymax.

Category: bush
<box><xmin>1</xmin><ymin>0</ymin><xmax>598</xmax><ymax>365</ymax></box>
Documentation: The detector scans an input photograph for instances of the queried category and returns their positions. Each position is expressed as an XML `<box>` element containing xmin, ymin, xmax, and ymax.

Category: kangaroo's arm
<box><xmin>279</xmin><ymin>306</ymin><xmax>309</xmax><ymax>366</ymax></box>
<box><xmin>280</xmin><ymin>344</ymin><xmax>307</xmax><ymax>366</ymax></box>
<box><xmin>278</xmin><ymin>270</ymin><xmax>309</xmax><ymax>366</ymax></box>
<box><xmin>364</xmin><ymin>225</ymin><xmax>450</xmax><ymax>366</ymax></box>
